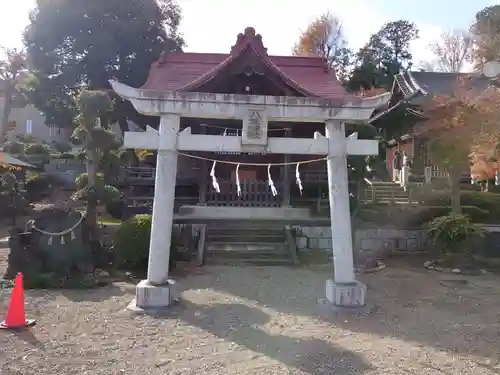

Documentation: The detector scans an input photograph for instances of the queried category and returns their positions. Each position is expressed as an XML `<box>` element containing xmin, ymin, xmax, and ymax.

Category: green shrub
<box><xmin>72</xmin><ymin>184</ymin><xmax>121</xmax><ymax>204</ymax></box>
<box><xmin>25</xmin><ymin>173</ymin><xmax>52</xmax><ymax>200</ymax></box>
<box><xmin>424</xmin><ymin>214</ymin><xmax>486</xmax><ymax>257</ymax></box>
<box><xmin>357</xmin><ymin>204</ymin><xmax>490</xmax><ymax>227</ymax></box>
<box><xmin>114</xmin><ymin>214</ymin><xmax>181</xmax><ymax>273</ymax></box>
<box><xmin>427</xmin><ymin>191</ymin><xmax>500</xmax><ymax>209</ymax></box>
<box><xmin>23</xmin><ymin>272</ymin><xmax>103</xmax><ymax>289</ymax></box>
<box><xmin>460</xmin><ymin>192</ymin><xmax>500</xmax><ymax>217</ymax></box>
<box><xmin>408</xmin><ymin>205</ymin><xmax>490</xmax><ymax>226</ymax></box>
<box><xmin>75</xmin><ymin>172</ymin><xmax>105</xmax><ymax>189</ymax></box>
<box><xmin>106</xmin><ymin>199</ymin><xmax>124</xmax><ymax>219</ymax></box>
<box><xmin>24</xmin><ymin>143</ymin><xmax>51</xmax><ymax>157</ymax></box>
<box><xmin>422</xmin><ymin>191</ymin><xmax>500</xmax><ymax>223</ymax></box>
<box><xmin>50</xmin><ymin>152</ymin><xmax>76</xmax><ymax>159</ymax></box>
<box><xmin>114</xmin><ymin>214</ymin><xmax>152</xmax><ymax>271</ymax></box>
<box><xmin>51</xmin><ymin>142</ymin><xmax>72</xmax><ymax>153</ymax></box>
<box><xmin>2</xmin><ymin>140</ymin><xmax>24</xmax><ymax>155</ymax></box>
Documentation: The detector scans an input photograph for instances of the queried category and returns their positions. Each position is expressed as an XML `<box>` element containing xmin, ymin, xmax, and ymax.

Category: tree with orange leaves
<box><xmin>292</xmin><ymin>12</ymin><xmax>353</xmax><ymax>83</ymax></box>
<box><xmin>416</xmin><ymin>76</ymin><xmax>500</xmax><ymax>215</ymax></box>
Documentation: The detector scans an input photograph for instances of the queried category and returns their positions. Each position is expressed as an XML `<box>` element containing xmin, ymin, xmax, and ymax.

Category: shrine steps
<box><xmin>204</xmin><ymin>224</ymin><xmax>294</xmax><ymax>266</ymax></box>
<box><xmin>363</xmin><ymin>181</ymin><xmax>410</xmax><ymax>204</ymax></box>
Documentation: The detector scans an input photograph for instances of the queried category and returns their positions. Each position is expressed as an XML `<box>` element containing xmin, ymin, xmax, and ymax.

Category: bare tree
<box><xmin>293</xmin><ymin>12</ymin><xmax>353</xmax><ymax>82</ymax></box>
<box><xmin>417</xmin><ymin>60</ymin><xmax>438</xmax><ymax>72</ymax></box>
<box><xmin>427</xmin><ymin>29</ymin><xmax>473</xmax><ymax>72</ymax></box>
<box><xmin>470</xmin><ymin>5</ymin><xmax>500</xmax><ymax>71</ymax></box>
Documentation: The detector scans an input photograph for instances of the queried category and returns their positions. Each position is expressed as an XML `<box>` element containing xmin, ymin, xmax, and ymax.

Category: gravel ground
<box><xmin>1</xmin><ymin>250</ymin><xmax>500</xmax><ymax>375</ymax></box>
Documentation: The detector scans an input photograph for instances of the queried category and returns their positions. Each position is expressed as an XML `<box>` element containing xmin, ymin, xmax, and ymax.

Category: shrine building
<box><xmin>120</xmin><ymin>27</ymin><xmax>390</xmax><ymax>213</ymax></box>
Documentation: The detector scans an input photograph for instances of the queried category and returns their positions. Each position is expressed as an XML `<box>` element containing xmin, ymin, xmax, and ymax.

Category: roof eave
<box><xmin>387</xmin><ymin>134</ymin><xmax>413</xmax><ymax>146</ymax></box>
<box><xmin>367</xmin><ymin>89</ymin><xmax>426</xmax><ymax>125</ymax></box>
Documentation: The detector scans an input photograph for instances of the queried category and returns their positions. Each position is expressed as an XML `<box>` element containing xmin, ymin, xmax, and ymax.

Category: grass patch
<box><xmin>98</xmin><ymin>217</ymin><xmax>122</xmax><ymax>225</ymax></box>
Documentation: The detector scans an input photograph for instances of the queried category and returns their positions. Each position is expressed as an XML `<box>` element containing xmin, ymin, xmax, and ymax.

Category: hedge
<box><xmin>25</xmin><ymin>174</ymin><xmax>52</xmax><ymax>201</ymax></box>
<box><xmin>425</xmin><ymin>191</ymin><xmax>500</xmax><ymax>219</ymax></box>
<box><xmin>114</xmin><ymin>214</ymin><xmax>181</xmax><ymax>273</ymax></box>
<box><xmin>405</xmin><ymin>205</ymin><xmax>490</xmax><ymax>226</ymax></box>
<box><xmin>357</xmin><ymin>202</ymin><xmax>492</xmax><ymax>227</ymax></box>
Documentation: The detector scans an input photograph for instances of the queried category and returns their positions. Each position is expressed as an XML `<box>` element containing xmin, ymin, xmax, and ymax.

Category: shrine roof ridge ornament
<box><xmin>175</xmin><ymin>26</ymin><xmax>316</xmax><ymax>96</ymax></box>
<box><xmin>231</xmin><ymin>26</ymin><xmax>267</xmax><ymax>56</ymax></box>
<box><xmin>109</xmin><ymin>80</ymin><xmax>391</xmax><ymax>123</ymax></box>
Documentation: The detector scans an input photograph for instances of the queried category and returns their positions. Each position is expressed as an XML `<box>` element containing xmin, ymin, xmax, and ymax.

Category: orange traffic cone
<box><xmin>0</xmin><ymin>273</ymin><xmax>36</xmax><ymax>330</ymax></box>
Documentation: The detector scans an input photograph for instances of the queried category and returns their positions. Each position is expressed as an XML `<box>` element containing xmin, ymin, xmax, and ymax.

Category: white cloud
<box><xmin>410</xmin><ymin>24</ymin><xmax>444</xmax><ymax>68</ymax></box>
<box><xmin>0</xmin><ymin>0</ymin><xmax>33</xmax><ymax>50</ymax></box>
<box><xmin>181</xmin><ymin>0</ymin><xmax>442</xmax><ymax>64</ymax></box>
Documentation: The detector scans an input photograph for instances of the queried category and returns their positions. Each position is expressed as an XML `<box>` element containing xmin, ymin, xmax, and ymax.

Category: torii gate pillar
<box><xmin>324</xmin><ymin>120</ymin><xmax>365</xmax><ymax>306</ymax></box>
<box><xmin>133</xmin><ymin>114</ymin><xmax>180</xmax><ymax>310</ymax></box>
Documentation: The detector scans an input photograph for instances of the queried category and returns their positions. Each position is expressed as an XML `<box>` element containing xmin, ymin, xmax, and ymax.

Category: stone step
<box><xmin>365</xmin><ymin>189</ymin><xmax>408</xmax><ymax>196</ymax></box>
<box><xmin>206</xmin><ymin>234</ymin><xmax>285</xmax><ymax>242</ymax></box>
<box><xmin>208</xmin><ymin>223</ymin><xmax>285</xmax><ymax>228</ymax></box>
<box><xmin>363</xmin><ymin>200</ymin><xmax>410</xmax><ymax>204</ymax></box>
<box><xmin>368</xmin><ymin>190</ymin><xmax>408</xmax><ymax>195</ymax></box>
<box><xmin>205</xmin><ymin>249</ymin><xmax>290</xmax><ymax>259</ymax></box>
<box><xmin>369</xmin><ymin>192</ymin><xmax>408</xmax><ymax>198</ymax></box>
<box><xmin>204</xmin><ymin>241</ymin><xmax>292</xmax><ymax>265</ymax></box>
<box><xmin>207</xmin><ymin>225</ymin><xmax>286</xmax><ymax>242</ymax></box>
<box><xmin>368</xmin><ymin>186</ymin><xmax>402</xmax><ymax>191</ymax></box>
<box><xmin>369</xmin><ymin>191</ymin><xmax>407</xmax><ymax>195</ymax></box>
<box><xmin>370</xmin><ymin>194</ymin><xmax>409</xmax><ymax>199</ymax></box>
<box><xmin>207</xmin><ymin>229</ymin><xmax>285</xmax><ymax>235</ymax></box>
<box><xmin>207</xmin><ymin>239</ymin><xmax>286</xmax><ymax>244</ymax></box>
<box><xmin>364</xmin><ymin>197</ymin><xmax>409</xmax><ymax>202</ymax></box>
<box><xmin>370</xmin><ymin>190</ymin><xmax>408</xmax><ymax>195</ymax></box>
<box><xmin>206</xmin><ymin>242</ymin><xmax>286</xmax><ymax>252</ymax></box>
<box><xmin>366</xmin><ymin>184</ymin><xmax>406</xmax><ymax>188</ymax></box>
<box><xmin>204</xmin><ymin>224</ymin><xmax>290</xmax><ymax>265</ymax></box>
<box><xmin>205</xmin><ymin>257</ymin><xmax>294</xmax><ymax>266</ymax></box>
<box><xmin>369</xmin><ymin>180</ymin><xmax>403</xmax><ymax>185</ymax></box>
<box><xmin>207</xmin><ymin>227</ymin><xmax>285</xmax><ymax>233</ymax></box>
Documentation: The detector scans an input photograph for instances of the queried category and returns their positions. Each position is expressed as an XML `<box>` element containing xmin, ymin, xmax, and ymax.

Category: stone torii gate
<box><xmin>110</xmin><ymin>80</ymin><xmax>387</xmax><ymax>311</ymax></box>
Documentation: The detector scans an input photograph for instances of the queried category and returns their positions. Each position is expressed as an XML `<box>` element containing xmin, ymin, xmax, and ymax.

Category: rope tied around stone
<box><xmin>28</xmin><ymin>211</ymin><xmax>85</xmax><ymax>245</ymax></box>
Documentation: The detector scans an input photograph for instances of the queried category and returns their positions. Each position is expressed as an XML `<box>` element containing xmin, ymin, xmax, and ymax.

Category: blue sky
<box><xmin>1</xmin><ymin>0</ymin><xmax>498</xmax><ymax>69</ymax></box>
<box><xmin>381</xmin><ymin>1</ymin><xmax>493</xmax><ymax>29</ymax></box>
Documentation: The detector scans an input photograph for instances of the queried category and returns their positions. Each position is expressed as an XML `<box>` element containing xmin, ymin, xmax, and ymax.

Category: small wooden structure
<box><xmin>371</xmin><ymin>71</ymin><xmax>491</xmax><ymax>183</ymax></box>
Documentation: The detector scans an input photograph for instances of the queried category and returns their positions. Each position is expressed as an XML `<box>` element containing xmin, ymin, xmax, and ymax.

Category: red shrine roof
<box><xmin>142</xmin><ymin>27</ymin><xmax>348</xmax><ymax>99</ymax></box>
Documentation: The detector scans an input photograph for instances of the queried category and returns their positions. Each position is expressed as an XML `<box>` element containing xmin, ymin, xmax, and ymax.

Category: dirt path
<box><xmin>1</xmin><ymin>253</ymin><xmax>500</xmax><ymax>374</ymax></box>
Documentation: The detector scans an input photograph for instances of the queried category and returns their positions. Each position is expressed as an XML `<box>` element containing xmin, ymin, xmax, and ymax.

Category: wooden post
<box><xmin>198</xmin><ymin>124</ymin><xmax>207</xmax><ymax>205</ymax></box>
<box><xmin>282</xmin><ymin>128</ymin><xmax>291</xmax><ymax>206</ymax></box>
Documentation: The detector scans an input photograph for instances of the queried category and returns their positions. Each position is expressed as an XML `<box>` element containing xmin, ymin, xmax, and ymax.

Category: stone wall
<box><xmin>294</xmin><ymin>226</ymin><xmax>332</xmax><ymax>251</ymax></box>
<box><xmin>294</xmin><ymin>226</ymin><xmax>428</xmax><ymax>252</ymax></box>
<box><xmin>354</xmin><ymin>228</ymin><xmax>427</xmax><ymax>252</ymax></box>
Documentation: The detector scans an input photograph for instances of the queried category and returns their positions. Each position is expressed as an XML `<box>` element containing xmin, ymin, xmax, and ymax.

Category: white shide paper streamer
<box><xmin>267</xmin><ymin>164</ymin><xmax>278</xmax><ymax>196</ymax></box>
<box><xmin>209</xmin><ymin>129</ymin><xmax>227</xmax><ymax>192</ymax></box>
<box><xmin>235</xmin><ymin>164</ymin><xmax>241</xmax><ymax>196</ymax></box>
<box><xmin>295</xmin><ymin>163</ymin><xmax>303</xmax><ymax>195</ymax></box>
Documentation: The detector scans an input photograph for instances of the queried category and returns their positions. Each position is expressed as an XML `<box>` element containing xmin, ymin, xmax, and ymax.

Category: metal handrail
<box><xmin>363</xmin><ymin>178</ymin><xmax>375</xmax><ymax>202</ymax></box>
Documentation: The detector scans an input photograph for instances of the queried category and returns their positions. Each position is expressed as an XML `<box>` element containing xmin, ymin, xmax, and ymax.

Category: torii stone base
<box><xmin>127</xmin><ymin>279</ymin><xmax>177</xmax><ymax>313</ymax></box>
<box><xmin>128</xmin><ymin>278</ymin><xmax>369</xmax><ymax>313</ymax></box>
<box><xmin>325</xmin><ymin>279</ymin><xmax>366</xmax><ymax>307</ymax></box>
